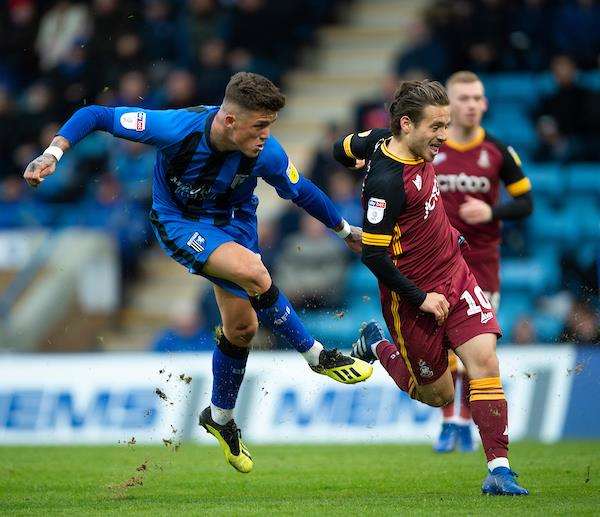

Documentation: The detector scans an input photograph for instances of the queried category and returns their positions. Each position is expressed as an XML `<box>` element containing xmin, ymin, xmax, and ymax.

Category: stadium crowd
<box><xmin>0</xmin><ymin>0</ymin><xmax>598</xmax><ymax>349</ymax></box>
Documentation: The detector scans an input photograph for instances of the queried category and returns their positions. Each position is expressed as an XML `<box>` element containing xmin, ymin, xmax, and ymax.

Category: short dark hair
<box><xmin>389</xmin><ymin>80</ymin><xmax>449</xmax><ymax>135</ymax></box>
<box><xmin>223</xmin><ymin>72</ymin><xmax>286</xmax><ymax>112</ymax></box>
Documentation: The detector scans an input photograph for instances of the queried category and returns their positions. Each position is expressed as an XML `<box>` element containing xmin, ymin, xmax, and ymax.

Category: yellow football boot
<box><xmin>199</xmin><ymin>407</ymin><xmax>253</xmax><ymax>473</ymax></box>
<box><xmin>310</xmin><ymin>348</ymin><xmax>373</xmax><ymax>384</ymax></box>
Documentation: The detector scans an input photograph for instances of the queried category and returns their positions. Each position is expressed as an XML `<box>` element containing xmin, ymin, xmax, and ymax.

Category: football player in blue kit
<box><xmin>23</xmin><ymin>72</ymin><xmax>372</xmax><ymax>473</ymax></box>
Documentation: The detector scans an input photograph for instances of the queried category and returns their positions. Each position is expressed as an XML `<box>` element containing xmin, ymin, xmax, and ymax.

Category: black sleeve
<box><xmin>360</xmin><ymin>170</ymin><xmax>427</xmax><ymax>307</ymax></box>
<box><xmin>332</xmin><ymin>128</ymin><xmax>392</xmax><ymax>167</ymax></box>
<box><xmin>492</xmin><ymin>142</ymin><xmax>533</xmax><ymax>221</ymax></box>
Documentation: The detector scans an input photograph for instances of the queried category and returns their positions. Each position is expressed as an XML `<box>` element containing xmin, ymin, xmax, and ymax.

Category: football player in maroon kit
<box><xmin>333</xmin><ymin>80</ymin><xmax>528</xmax><ymax>495</ymax></box>
<box><xmin>432</xmin><ymin>71</ymin><xmax>533</xmax><ymax>454</ymax></box>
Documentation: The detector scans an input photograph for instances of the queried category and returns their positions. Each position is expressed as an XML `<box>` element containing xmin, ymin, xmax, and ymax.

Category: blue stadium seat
<box><xmin>345</xmin><ymin>261</ymin><xmax>379</xmax><ymax>298</ymax></box>
<box><xmin>526</xmin><ymin>163</ymin><xmax>563</xmax><ymax>201</ymax></box>
<box><xmin>500</xmin><ymin>257</ymin><xmax>559</xmax><ymax>295</ymax></box>
<box><xmin>497</xmin><ymin>292</ymin><xmax>533</xmax><ymax>339</ymax></box>
<box><xmin>485</xmin><ymin>105</ymin><xmax>537</xmax><ymax>152</ymax></box>
<box><xmin>565</xmin><ymin>163</ymin><xmax>600</xmax><ymax>195</ymax></box>
<box><xmin>481</xmin><ymin>73</ymin><xmax>540</xmax><ymax>107</ymax></box>
<box><xmin>532</xmin><ymin>314</ymin><xmax>564</xmax><ymax>343</ymax></box>
<box><xmin>580</xmin><ymin>70</ymin><xmax>600</xmax><ymax>91</ymax></box>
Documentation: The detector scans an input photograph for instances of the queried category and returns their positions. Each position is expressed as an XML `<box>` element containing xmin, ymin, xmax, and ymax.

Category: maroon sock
<box><xmin>469</xmin><ymin>377</ymin><xmax>509</xmax><ymax>461</ymax></box>
<box><xmin>376</xmin><ymin>340</ymin><xmax>417</xmax><ymax>397</ymax></box>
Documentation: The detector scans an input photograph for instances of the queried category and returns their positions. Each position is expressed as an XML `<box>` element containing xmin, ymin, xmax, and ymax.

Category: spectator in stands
<box><xmin>393</xmin><ymin>21</ymin><xmax>449</xmax><ymax>81</ymax></box>
<box><xmin>512</xmin><ymin>316</ymin><xmax>537</xmax><ymax>345</ymax></box>
<box><xmin>532</xmin><ymin>115</ymin><xmax>572</xmax><ymax>163</ymax></box>
<box><xmin>0</xmin><ymin>87</ymin><xmax>19</xmax><ymax>179</ymax></box>
<box><xmin>553</xmin><ymin>0</ymin><xmax>600</xmax><ymax>70</ymax></box>
<box><xmin>353</xmin><ymin>74</ymin><xmax>396</xmax><ymax>133</ymax></box>
<box><xmin>533</xmin><ymin>55</ymin><xmax>600</xmax><ymax>161</ymax></box>
<box><xmin>275</xmin><ymin>213</ymin><xmax>348</xmax><ymax>309</ymax></box>
<box><xmin>507</xmin><ymin>0</ymin><xmax>553</xmax><ymax>71</ymax></box>
<box><xmin>1</xmin><ymin>0</ymin><xmax>40</xmax><ymax>87</ymax></box>
<box><xmin>307</xmin><ymin>122</ymin><xmax>348</xmax><ymax>190</ymax></box>
<box><xmin>196</xmin><ymin>39</ymin><xmax>231</xmax><ymax>105</ymax></box>
<box><xmin>559</xmin><ymin>301</ymin><xmax>600</xmax><ymax>345</ymax></box>
<box><xmin>151</xmin><ymin>300</ymin><xmax>215</xmax><ymax>352</ymax></box>
<box><xmin>163</xmin><ymin>69</ymin><xmax>200</xmax><ymax>109</ymax></box>
<box><xmin>327</xmin><ymin>171</ymin><xmax>362</xmax><ymax>227</ymax></box>
<box><xmin>35</xmin><ymin>1</ymin><xmax>90</xmax><ymax>72</ymax></box>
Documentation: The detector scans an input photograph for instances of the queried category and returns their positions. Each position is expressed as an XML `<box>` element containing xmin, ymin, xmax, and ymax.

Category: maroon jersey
<box><xmin>433</xmin><ymin>128</ymin><xmax>531</xmax><ymax>291</ymax></box>
<box><xmin>435</xmin><ymin>128</ymin><xmax>530</xmax><ymax>248</ymax></box>
<box><xmin>360</xmin><ymin>136</ymin><xmax>463</xmax><ymax>291</ymax></box>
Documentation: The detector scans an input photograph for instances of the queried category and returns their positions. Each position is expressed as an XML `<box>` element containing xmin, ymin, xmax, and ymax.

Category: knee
<box><xmin>234</xmin><ymin>255</ymin><xmax>271</xmax><ymax>294</ymax></box>
<box><xmin>224</xmin><ymin>319</ymin><xmax>258</xmax><ymax>347</ymax></box>
<box><xmin>418</xmin><ymin>387</ymin><xmax>455</xmax><ymax>408</ymax></box>
<box><xmin>473</xmin><ymin>353</ymin><xmax>500</xmax><ymax>378</ymax></box>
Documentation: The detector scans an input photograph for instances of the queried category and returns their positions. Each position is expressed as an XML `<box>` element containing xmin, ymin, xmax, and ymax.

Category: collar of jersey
<box><xmin>381</xmin><ymin>140</ymin><xmax>424</xmax><ymax>165</ymax></box>
<box><xmin>444</xmin><ymin>127</ymin><xmax>485</xmax><ymax>152</ymax></box>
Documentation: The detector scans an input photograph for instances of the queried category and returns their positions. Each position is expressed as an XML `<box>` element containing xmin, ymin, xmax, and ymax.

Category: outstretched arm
<box><xmin>23</xmin><ymin>104</ymin><xmax>189</xmax><ymax>188</ymax></box>
<box><xmin>261</xmin><ymin>139</ymin><xmax>362</xmax><ymax>253</ymax></box>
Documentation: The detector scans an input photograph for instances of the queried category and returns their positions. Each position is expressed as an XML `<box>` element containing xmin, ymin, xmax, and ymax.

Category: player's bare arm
<box><xmin>23</xmin><ymin>135</ymin><xmax>70</xmax><ymax>188</ymax></box>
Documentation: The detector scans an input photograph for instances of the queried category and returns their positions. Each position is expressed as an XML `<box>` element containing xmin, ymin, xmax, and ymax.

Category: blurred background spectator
<box><xmin>0</xmin><ymin>0</ymin><xmax>598</xmax><ymax>351</ymax></box>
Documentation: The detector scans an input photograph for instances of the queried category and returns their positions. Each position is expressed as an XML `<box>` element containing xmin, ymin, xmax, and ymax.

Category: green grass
<box><xmin>1</xmin><ymin>442</ymin><xmax>598</xmax><ymax>516</ymax></box>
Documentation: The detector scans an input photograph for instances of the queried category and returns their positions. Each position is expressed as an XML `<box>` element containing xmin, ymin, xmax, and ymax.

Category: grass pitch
<box><xmin>1</xmin><ymin>441</ymin><xmax>598</xmax><ymax>516</ymax></box>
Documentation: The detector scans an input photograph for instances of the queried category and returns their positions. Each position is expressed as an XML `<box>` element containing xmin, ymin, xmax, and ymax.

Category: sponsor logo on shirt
<box><xmin>424</xmin><ymin>178</ymin><xmax>441</xmax><ymax>220</ymax></box>
<box><xmin>367</xmin><ymin>197</ymin><xmax>386</xmax><ymax>224</ymax></box>
<box><xmin>437</xmin><ymin>173</ymin><xmax>491</xmax><ymax>193</ymax></box>
<box><xmin>120</xmin><ymin>111</ymin><xmax>146</xmax><ymax>131</ymax></box>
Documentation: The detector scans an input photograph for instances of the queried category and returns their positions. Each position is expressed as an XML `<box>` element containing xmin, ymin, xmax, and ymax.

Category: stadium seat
<box><xmin>526</xmin><ymin>163</ymin><xmax>563</xmax><ymax>201</ymax></box>
<box><xmin>481</xmin><ymin>73</ymin><xmax>540</xmax><ymax>107</ymax></box>
<box><xmin>565</xmin><ymin>163</ymin><xmax>600</xmax><ymax>195</ymax></box>
<box><xmin>500</xmin><ymin>257</ymin><xmax>559</xmax><ymax>295</ymax></box>
<box><xmin>345</xmin><ymin>261</ymin><xmax>379</xmax><ymax>298</ymax></box>
<box><xmin>532</xmin><ymin>314</ymin><xmax>564</xmax><ymax>343</ymax></box>
<box><xmin>497</xmin><ymin>292</ymin><xmax>533</xmax><ymax>338</ymax></box>
<box><xmin>580</xmin><ymin>70</ymin><xmax>600</xmax><ymax>91</ymax></box>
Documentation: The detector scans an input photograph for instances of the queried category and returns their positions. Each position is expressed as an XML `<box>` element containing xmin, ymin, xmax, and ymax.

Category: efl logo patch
<box><xmin>367</xmin><ymin>197</ymin><xmax>386</xmax><ymax>224</ymax></box>
<box><xmin>120</xmin><ymin>111</ymin><xmax>146</xmax><ymax>132</ymax></box>
<box><xmin>286</xmin><ymin>161</ymin><xmax>300</xmax><ymax>184</ymax></box>
<box><xmin>186</xmin><ymin>232</ymin><xmax>205</xmax><ymax>253</ymax></box>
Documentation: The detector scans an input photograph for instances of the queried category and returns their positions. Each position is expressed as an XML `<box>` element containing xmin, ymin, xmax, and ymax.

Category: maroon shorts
<box><xmin>379</xmin><ymin>259</ymin><xmax>501</xmax><ymax>386</ymax></box>
<box><xmin>461</xmin><ymin>246</ymin><xmax>500</xmax><ymax>294</ymax></box>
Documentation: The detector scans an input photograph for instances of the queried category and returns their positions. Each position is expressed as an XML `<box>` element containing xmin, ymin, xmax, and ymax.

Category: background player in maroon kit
<box><xmin>333</xmin><ymin>80</ymin><xmax>528</xmax><ymax>495</ymax></box>
<box><xmin>433</xmin><ymin>71</ymin><xmax>533</xmax><ymax>453</ymax></box>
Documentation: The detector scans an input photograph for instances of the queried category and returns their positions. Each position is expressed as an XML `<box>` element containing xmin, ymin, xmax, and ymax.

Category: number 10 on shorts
<box><xmin>460</xmin><ymin>286</ymin><xmax>494</xmax><ymax>324</ymax></box>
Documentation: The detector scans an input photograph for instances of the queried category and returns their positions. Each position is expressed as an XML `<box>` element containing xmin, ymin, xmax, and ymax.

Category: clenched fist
<box><xmin>23</xmin><ymin>154</ymin><xmax>57</xmax><ymax>188</ymax></box>
<box><xmin>419</xmin><ymin>292</ymin><xmax>450</xmax><ymax>325</ymax></box>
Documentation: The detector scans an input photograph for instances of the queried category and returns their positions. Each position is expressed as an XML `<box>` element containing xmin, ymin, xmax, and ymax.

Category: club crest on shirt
<box><xmin>287</xmin><ymin>161</ymin><xmax>300</xmax><ymax>184</ymax></box>
<box><xmin>367</xmin><ymin>197</ymin><xmax>386</xmax><ymax>224</ymax></box>
<box><xmin>477</xmin><ymin>148</ymin><xmax>491</xmax><ymax>168</ymax></box>
<box><xmin>418</xmin><ymin>359</ymin><xmax>434</xmax><ymax>378</ymax></box>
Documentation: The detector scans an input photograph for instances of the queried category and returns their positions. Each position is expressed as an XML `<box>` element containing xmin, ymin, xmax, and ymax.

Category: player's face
<box><xmin>448</xmin><ymin>81</ymin><xmax>487</xmax><ymax>130</ymax></box>
<box><xmin>409</xmin><ymin>105</ymin><xmax>451</xmax><ymax>162</ymax></box>
<box><xmin>230</xmin><ymin>110</ymin><xmax>278</xmax><ymax>157</ymax></box>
